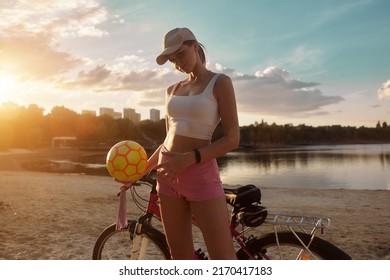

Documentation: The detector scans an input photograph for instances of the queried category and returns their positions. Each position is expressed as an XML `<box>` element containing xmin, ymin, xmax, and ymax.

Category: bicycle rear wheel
<box><xmin>236</xmin><ymin>231</ymin><xmax>351</xmax><ymax>260</ymax></box>
<box><xmin>92</xmin><ymin>220</ymin><xmax>170</xmax><ymax>260</ymax></box>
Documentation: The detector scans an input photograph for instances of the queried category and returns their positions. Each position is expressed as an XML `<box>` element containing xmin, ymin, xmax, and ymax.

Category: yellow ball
<box><xmin>106</xmin><ymin>140</ymin><xmax>148</xmax><ymax>182</ymax></box>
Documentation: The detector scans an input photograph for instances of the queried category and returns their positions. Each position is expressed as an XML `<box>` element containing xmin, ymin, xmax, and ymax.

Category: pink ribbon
<box><xmin>116</xmin><ymin>183</ymin><xmax>132</xmax><ymax>230</ymax></box>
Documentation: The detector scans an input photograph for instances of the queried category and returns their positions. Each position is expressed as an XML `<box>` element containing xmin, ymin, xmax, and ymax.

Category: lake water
<box><xmin>218</xmin><ymin>144</ymin><xmax>390</xmax><ymax>191</ymax></box>
<box><xmin>22</xmin><ymin>144</ymin><xmax>390</xmax><ymax>191</ymax></box>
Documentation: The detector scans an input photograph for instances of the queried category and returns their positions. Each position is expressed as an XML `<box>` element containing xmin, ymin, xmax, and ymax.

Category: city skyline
<box><xmin>95</xmin><ymin>107</ymin><xmax>160</xmax><ymax>122</ymax></box>
<box><xmin>0</xmin><ymin>0</ymin><xmax>389</xmax><ymax>128</ymax></box>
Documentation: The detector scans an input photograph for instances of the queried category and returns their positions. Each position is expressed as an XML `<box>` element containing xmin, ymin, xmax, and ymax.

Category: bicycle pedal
<box><xmin>194</xmin><ymin>248</ymin><xmax>208</xmax><ymax>260</ymax></box>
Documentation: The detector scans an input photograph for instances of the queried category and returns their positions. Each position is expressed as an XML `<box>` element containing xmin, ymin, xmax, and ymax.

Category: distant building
<box><xmin>123</xmin><ymin>108</ymin><xmax>141</xmax><ymax>123</ymax></box>
<box><xmin>81</xmin><ymin>110</ymin><xmax>96</xmax><ymax>116</ymax></box>
<box><xmin>113</xmin><ymin>112</ymin><xmax>122</xmax><ymax>119</ymax></box>
<box><xmin>99</xmin><ymin>107</ymin><xmax>122</xmax><ymax>119</ymax></box>
<box><xmin>135</xmin><ymin>112</ymin><xmax>141</xmax><ymax>122</ymax></box>
<box><xmin>150</xmin><ymin>108</ymin><xmax>160</xmax><ymax>122</ymax></box>
<box><xmin>99</xmin><ymin>107</ymin><xmax>114</xmax><ymax>116</ymax></box>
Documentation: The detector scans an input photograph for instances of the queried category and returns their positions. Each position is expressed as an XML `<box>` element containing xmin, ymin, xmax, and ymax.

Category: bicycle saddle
<box><xmin>224</xmin><ymin>184</ymin><xmax>261</xmax><ymax>208</ymax></box>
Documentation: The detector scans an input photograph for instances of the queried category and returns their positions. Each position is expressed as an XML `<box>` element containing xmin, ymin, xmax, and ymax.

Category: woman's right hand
<box><xmin>155</xmin><ymin>150</ymin><xmax>196</xmax><ymax>183</ymax></box>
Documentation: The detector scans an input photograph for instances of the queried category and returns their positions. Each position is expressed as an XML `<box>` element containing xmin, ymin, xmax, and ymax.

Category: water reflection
<box><xmin>21</xmin><ymin>159</ymin><xmax>108</xmax><ymax>176</ymax></box>
<box><xmin>19</xmin><ymin>144</ymin><xmax>390</xmax><ymax>191</ymax></box>
<box><xmin>218</xmin><ymin>144</ymin><xmax>390</xmax><ymax>190</ymax></box>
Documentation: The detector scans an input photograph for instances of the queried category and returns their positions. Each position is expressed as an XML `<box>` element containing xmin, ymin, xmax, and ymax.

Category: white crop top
<box><xmin>166</xmin><ymin>74</ymin><xmax>221</xmax><ymax>140</ymax></box>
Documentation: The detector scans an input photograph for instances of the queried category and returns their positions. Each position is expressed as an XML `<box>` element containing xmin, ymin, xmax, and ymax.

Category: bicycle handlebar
<box><xmin>139</xmin><ymin>169</ymin><xmax>157</xmax><ymax>187</ymax></box>
<box><xmin>116</xmin><ymin>170</ymin><xmax>157</xmax><ymax>196</ymax></box>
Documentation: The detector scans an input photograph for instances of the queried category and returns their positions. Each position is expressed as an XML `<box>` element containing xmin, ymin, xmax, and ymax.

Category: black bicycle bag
<box><xmin>224</xmin><ymin>184</ymin><xmax>261</xmax><ymax>208</ymax></box>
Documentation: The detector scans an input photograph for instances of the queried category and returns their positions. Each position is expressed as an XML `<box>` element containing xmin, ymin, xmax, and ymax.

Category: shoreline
<box><xmin>1</xmin><ymin>170</ymin><xmax>389</xmax><ymax>260</ymax></box>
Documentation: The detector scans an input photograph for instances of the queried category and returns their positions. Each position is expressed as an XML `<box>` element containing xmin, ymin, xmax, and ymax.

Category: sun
<box><xmin>0</xmin><ymin>75</ymin><xmax>18</xmax><ymax>102</ymax></box>
<box><xmin>0</xmin><ymin>75</ymin><xmax>17</xmax><ymax>91</ymax></box>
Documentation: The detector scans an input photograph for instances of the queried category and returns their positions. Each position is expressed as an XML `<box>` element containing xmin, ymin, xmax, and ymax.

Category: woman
<box><xmin>147</xmin><ymin>27</ymin><xmax>239</xmax><ymax>259</ymax></box>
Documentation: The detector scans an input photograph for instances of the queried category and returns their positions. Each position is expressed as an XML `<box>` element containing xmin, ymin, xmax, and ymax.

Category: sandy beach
<box><xmin>0</xmin><ymin>150</ymin><xmax>389</xmax><ymax>260</ymax></box>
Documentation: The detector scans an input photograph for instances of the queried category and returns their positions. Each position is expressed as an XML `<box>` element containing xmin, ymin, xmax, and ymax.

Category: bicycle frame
<box><xmin>124</xmin><ymin>177</ymin><xmax>333</xmax><ymax>260</ymax></box>
<box><xmin>127</xmin><ymin>181</ymin><xmax>251</xmax><ymax>259</ymax></box>
<box><xmin>128</xmin><ymin>181</ymin><xmax>206</xmax><ymax>259</ymax></box>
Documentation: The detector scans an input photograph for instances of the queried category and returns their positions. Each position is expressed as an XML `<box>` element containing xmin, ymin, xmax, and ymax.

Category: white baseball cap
<box><xmin>156</xmin><ymin>27</ymin><xmax>197</xmax><ymax>65</ymax></box>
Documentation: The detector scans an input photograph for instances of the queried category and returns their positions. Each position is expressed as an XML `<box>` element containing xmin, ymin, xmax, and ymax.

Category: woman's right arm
<box><xmin>145</xmin><ymin>144</ymin><xmax>162</xmax><ymax>174</ymax></box>
<box><xmin>144</xmin><ymin>85</ymin><xmax>174</xmax><ymax>174</ymax></box>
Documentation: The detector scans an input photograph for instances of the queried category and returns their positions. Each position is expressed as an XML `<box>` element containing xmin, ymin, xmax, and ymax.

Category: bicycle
<box><xmin>92</xmin><ymin>171</ymin><xmax>351</xmax><ymax>260</ymax></box>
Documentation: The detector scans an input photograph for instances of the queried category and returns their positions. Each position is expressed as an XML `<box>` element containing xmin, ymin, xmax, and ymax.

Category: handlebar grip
<box><xmin>140</xmin><ymin>169</ymin><xmax>157</xmax><ymax>186</ymax></box>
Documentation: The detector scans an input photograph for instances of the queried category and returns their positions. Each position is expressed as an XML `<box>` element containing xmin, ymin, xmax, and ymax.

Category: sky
<box><xmin>0</xmin><ymin>0</ymin><xmax>389</xmax><ymax>127</ymax></box>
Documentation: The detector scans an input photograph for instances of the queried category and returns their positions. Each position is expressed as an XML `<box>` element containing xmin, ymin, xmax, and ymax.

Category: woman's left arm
<box><xmin>198</xmin><ymin>74</ymin><xmax>240</xmax><ymax>161</ymax></box>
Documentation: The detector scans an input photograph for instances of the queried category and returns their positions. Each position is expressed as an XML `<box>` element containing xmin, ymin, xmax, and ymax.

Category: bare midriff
<box><xmin>163</xmin><ymin>133</ymin><xmax>210</xmax><ymax>153</ymax></box>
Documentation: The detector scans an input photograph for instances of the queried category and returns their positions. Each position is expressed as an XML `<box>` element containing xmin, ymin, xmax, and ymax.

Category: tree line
<box><xmin>0</xmin><ymin>103</ymin><xmax>166</xmax><ymax>150</ymax></box>
<box><xmin>0</xmin><ymin>103</ymin><xmax>389</xmax><ymax>150</ymax></box>
<box><xmin>239</xmin><ymin>120</ymin><xmax>390</xmax><ymax>148</ymax></box>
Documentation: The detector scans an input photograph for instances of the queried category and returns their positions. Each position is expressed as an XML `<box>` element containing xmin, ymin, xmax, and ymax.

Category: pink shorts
<box><xmin>156</xmin><ymin>146</ymin><xmax>224</xmax><ymax>202</ymax></box>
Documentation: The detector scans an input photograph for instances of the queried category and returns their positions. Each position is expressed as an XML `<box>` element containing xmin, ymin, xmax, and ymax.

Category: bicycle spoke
<box><xmin>92</xmin><ymin>224</ymin><xmax>170</xmax><ymax>260</ymax></box>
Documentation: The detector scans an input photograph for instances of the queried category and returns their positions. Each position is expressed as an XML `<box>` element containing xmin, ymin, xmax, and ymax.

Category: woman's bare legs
<box><xmin>191</xmin><ymin>196</ymin><xmax>237</xmax><ymax>260</ymax></box>
<box><xmin>158</xmin><ymin>194</ymin><xmax>195</xmax><ymax>259</ymax></box>
<box><xmin>159</xmin><ymin>193</ymin><xmax>236</xmax><ymax>260</ymax></box>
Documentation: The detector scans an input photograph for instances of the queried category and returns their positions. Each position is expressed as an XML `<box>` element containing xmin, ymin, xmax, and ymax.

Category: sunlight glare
<box><xmin>0</xmin><ymin>75</ymin><xmax>18</xmax><ymax>102</ymax></box>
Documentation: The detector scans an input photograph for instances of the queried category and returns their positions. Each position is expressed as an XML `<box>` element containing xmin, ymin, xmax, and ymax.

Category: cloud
<box><xmin>231</xmin><ymin>66</ymin><xmax>344</xmax><ymax>116</ymax></box>
<box><xmin>61</xmin><ymin>65</ymin><xmax>111</xmax><ymax>88</ymax></box>
<box><xmin>0</xmin><ymin>1</ymin><xmax>345</xmax><ymax>120</ymax></box>
<box><xmin>287</xmin><ymin>45</ymin><xmax>324</xmax><ymax>70</ymax></box>
<box><xmin>80</xmin><ymin>63</ymin><xmax>343</xmax><ymax>117</ymax></box>
<box><xmin>0</xmin><ymin>34</ymin><xmax>82</xmax><ymax>80</ymax></box>
<box><xmin>312</xmin><ymin>0</ymin><xmax>373</xmax><ymax>28</ymax></box>
<box><xmin>58</xmin><ymin>63</ymin><xmax>179</xmax><ymax>93</ymax></box>
<box><xmin>0</xmin><ymin>0</ymin><xmax>108</xmax><ymax>38</ymax></box>
<box><xmin>0</xmin><ymin>0</ymin><xmax>108</xmax><ymax>80</ymax></box>
<box><xmin>266</xmin><ymin>45</ymin><xmax>324</xmax><ymax>74</ymax></box>
<box><xmin>378</xmin><ymin>80</ymin><xmax>390</xmax><ymax>100</ymax></box>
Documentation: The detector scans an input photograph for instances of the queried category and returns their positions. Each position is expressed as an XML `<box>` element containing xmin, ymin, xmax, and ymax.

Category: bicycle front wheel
<box><xmin>92</xmin><ymin>220</ymin><xmax>170</xmax><ymax>260</ymax></box>
<box><xmin>237</xmin><ymin>231</ymin><xmax>351</xmax><ymax>260</ymax></box>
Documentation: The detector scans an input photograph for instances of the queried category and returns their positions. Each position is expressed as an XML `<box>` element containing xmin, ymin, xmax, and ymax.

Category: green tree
<box><xmin>46</xmin><ymin>106</ymin><xmax>79</xmax><ymax>137</ymax></box>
